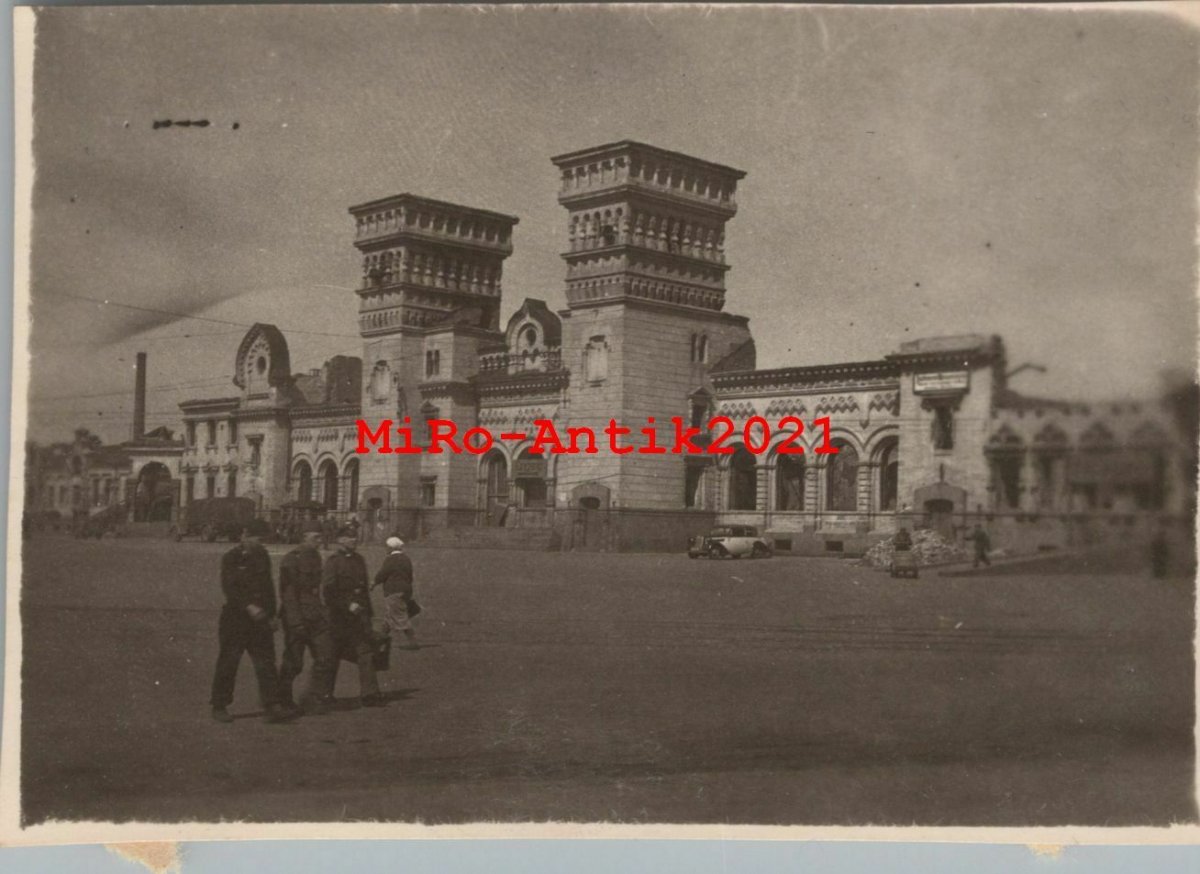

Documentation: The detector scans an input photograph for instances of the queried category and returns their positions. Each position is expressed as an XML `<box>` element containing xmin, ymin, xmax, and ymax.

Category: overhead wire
<box><xmin>39</xmin><ymin>290</ymin><xmax>361</xmax><ymax>339</ymax></box>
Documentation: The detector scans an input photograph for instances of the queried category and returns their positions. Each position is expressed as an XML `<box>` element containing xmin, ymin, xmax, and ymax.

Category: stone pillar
<box><xmin>756</xmin><ymin>462</ymin><xmax>769</xmax><ymax>527</ymax></box>
<box><xmin>807</xmin><ymin>461</ymin><xmax>822</xmax><ymax>530</ymax></box>
<box><xmin>857</xmin><ymin>462</ymin><xmax>874</xmax><ymax>532</ymax></box>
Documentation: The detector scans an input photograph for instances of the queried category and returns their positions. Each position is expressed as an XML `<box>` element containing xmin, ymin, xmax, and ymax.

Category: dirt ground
<box><xmin>17</xmin><ymin>534</ymin><xmax>1197</xmax><ymax>826</ymax></box>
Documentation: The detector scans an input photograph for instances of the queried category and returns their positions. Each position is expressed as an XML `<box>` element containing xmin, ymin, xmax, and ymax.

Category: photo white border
<box><xmin>2</xmin><ymin>0</ymin><xmax>1199</xmax><ymax>848</ymax></box>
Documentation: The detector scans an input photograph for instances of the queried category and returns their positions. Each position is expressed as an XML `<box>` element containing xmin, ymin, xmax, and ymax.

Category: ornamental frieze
<box><xmin>867</xmin><ymin>392</ymin><xmax>900</xmax><ymax>415</ymax></box>
<box><xmin>763</xmin><ymin>398</ymin><xmax>807</xmax><ymax>418</ymax></box>
<box><xmin>813</xmin><ymin>395</ymin><xmax>860</xmax><ymax>416</ymax></box>
<box><xmin>716</xmin><ymin>401</ymin><xmax>757</xmax><ymax>419</ymax></box>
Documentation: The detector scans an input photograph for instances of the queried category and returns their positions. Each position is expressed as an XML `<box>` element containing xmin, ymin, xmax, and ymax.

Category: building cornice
<box><xmin>713</xmin><ymin>360</ymin><xmax>899</xmax><ymax>394</ymax></box>
<box><xmin>418</xmin><ymin>380</ymin><xmax>477</xmax><ymax>404</ymax></box>
<box><xmin>474</xmin><ymin>369</ymin><xmax>570</xmax><ymax>399</ymax></box>
<box><xmin>558</xmin><ymin>295</ymin><xmax>750</xmax><ymax>326</ymax></box>
<box><xmin>291</xmin><ymin>403</ymin><xmax>361</xmax><ymax>423</ymax></box>
<box><xmin>179</xmin><ymin>397</ymin><xmax>240</xmax><ymax>414</ymax></box>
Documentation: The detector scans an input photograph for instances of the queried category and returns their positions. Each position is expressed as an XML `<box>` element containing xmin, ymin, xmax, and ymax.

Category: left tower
<box><xmin>348</xmin><ymin>194</ymin><xmax>519</xmax><ymax>513</ymax></box>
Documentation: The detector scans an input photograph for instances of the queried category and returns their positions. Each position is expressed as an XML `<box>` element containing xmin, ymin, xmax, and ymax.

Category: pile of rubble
<box><xmin>859</xmin><ymin>528</ymin><xmax>969</xmax><ymax>570</ymax></box>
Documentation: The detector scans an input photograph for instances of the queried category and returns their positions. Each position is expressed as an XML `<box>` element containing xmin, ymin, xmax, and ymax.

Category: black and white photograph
<box><xmin>5</xmin><ymin>2</ymin><xmax>1199</xmax><ymax>840</ymax></box>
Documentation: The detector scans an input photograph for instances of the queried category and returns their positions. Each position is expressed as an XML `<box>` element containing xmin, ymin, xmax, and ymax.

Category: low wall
<box><xmin>554</xmin><ymin>508</ymin><xmax>717</xmax><ymax>553</ymax></box>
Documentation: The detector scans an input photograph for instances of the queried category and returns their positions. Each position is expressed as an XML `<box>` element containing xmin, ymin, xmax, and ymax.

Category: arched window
<box><xmin>318</xmin><ymin>460</ymin><xmax>339</xmax><ymax>510</ymax></box>
<box><xmin>776</xmin><ymin>454</ymin><xmax>806</xmax><ymax>511</ymax></box>
<box><xmin>294</xmin><ymin>461</ymin><xmax>313</xmax><ymax>503</ymax></box>
<box><xmin>825</xmin><ymin>440</ymin><xmax>859</xmax><ymax>512</ymax></box>
<box><xmin>729</xmin><ymin>445</ymin><xmax>758</xmax><ymax>511</ymax></box>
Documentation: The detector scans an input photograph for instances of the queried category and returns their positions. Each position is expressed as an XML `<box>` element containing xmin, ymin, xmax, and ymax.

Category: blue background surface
<box><xmin>2</xmin><ymin>1</ymin><xmax>1197</xmax><ymax>870</ymax></box>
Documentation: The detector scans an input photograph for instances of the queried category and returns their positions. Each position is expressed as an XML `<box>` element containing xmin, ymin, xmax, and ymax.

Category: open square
<box><xmin>19</xmin><ymin>535</ymin><xmax>1195</xmax><ymax>826</ymax></box>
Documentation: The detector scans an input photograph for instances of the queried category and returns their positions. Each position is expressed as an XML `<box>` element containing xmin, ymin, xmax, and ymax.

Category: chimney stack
<box><xmin>132</xmin><ymin>352</ymin><xmax>147</xmax><ymax>442</ymax></box>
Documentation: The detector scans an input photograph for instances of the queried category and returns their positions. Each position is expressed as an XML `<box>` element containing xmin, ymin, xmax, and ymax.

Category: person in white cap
<box><xmin>372</xmin><ymin>536</ymin><xmax>420</xmax><ymax>650</ymax></box>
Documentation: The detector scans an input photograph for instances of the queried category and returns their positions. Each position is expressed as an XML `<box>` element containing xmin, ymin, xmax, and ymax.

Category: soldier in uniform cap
<box><xmin>323</xmin><ymin>526</ymin><xmax>386</xmax><ymax>707</ymax></box>
<box><xmin>210</xmin><ymin>519</ymin><xmax>298</xmax><ymax>724</ymax></box>
<box><xmin>278</xmin><ymin>521</ymin><xmax>335</xmax><ymax>713</ymax></box>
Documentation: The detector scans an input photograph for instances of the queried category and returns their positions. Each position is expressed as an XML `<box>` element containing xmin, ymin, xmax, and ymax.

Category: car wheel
<box><xmin>752</xmin><ymin>543</ymin><xmax>770</xmax><ymax>559</ymax></box>
<box><xmin>708</xmin><ymin>545</ymin><xmax>725</xmax><ymax>560</ymax></box>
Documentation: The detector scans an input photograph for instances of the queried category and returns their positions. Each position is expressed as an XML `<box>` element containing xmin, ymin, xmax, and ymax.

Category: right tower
<box><xmin>552</xmin><ymin>140</ymin><xmax>744</xmax><ymax>312</ymax></box>
<box><xmin>550</xmin><ymin>141</ymin><xmax>755</xmax><ymax>514</ymax></box>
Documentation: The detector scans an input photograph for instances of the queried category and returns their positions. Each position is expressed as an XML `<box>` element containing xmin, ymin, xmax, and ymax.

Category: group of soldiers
<box><xmin>209</xmin><ymin>519</ymin><xmax>418</xmax><ymax>724</ymax></box>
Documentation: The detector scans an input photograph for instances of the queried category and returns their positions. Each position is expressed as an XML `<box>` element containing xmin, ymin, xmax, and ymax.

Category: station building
<box><xmin>165</xmin><ymin>140</ymin><xmax>1194</xmax><ymax>554</ymax></box>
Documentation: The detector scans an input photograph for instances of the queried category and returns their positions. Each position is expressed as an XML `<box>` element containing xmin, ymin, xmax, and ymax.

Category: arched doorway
<box><xmin>483</xmin><ymin>451</ymin><xmax>509</xmax><ymax>526</ymax></box>
<box><xmin>318</xmin><ymin>459</ymin><xmax>339</xmax><ymax>511</ymax></box>
<box><xmin>134</xmin><ymin>462</ymin><xmax>174</xmax><ymax>522</ymax></box>
<box><xmin>570</xmin><ymin>482</ymin><xmax>611</xmax><ymax>550</ymax></box>
<box><xmin>293</xmin><ymin>461</ymin><xmax>313</xmax><ymax>503</ymax></box>
<box><xmin>728</xmin><ymin>445</ymin><xmax>757</xmax><ymax>511</ymax></box>
<box><xmin>826</xmin><ymin>440</ymin><xmax>859</xmax><ymax>512</ymax></box>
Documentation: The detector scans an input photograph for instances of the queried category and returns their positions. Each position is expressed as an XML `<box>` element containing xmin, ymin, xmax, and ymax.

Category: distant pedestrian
<box><xmin>373</xmin><ymin>536</ymin><xmax>420</xmax><ymax>651</ymax></box>
<box><xmin>892</xmin><ymin>527</ymin><xmax>912</xmax><ymax>552</ymax></box>
<box><xmin>971</xmin><ymin>523</ymin><xmax>991</xmax><ymax>568</ymax></box>
<box><xmin>323</xmin><ymin>527</ymin><xmax>386</xmax><ymax>708</ymax></box>
<box><xmin>347</xmin><ymin>514</ymin><xmax>361</xmax><ymax>544</ymax></box>
<box><xmin>278</xmin><ymin>522</ymin><xmax>335</xmax><ymax>714</ymax></box>
<box><xmin>209</xmin><ymin>519</ymin><xmax>297</xmax><ymax>725</ymax></box>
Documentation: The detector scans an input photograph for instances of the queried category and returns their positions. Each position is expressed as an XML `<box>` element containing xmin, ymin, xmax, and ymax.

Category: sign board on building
<box><xmin>514</xmin><ymin>456</ymin><xmax>547</xmax><ymax>479</ymax></box>
<box><xmin>913</xmin><ymin>371</ymin><xmax>970</xmax><ymax>394</ymax></box>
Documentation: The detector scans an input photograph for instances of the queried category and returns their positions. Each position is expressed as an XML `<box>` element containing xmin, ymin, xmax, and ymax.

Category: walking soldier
<box><xmin>209</xmin><ymin>519</ymin><xmax>298</xmax><ymax>724</ymax></box>
<box><xmin>323</xmin><ymin>527</ymin><xmax>386</xmax><ymax>708</ymax></box>
<box><xmin>278</xmin><ymin>522</ymin><xmax>336</xmax><ymax>714</ymax></box>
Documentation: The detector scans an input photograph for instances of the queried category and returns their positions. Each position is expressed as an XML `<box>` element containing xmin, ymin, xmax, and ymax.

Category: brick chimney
<box><xmin>132</xmin><ymin>352</ymin><xmax>146</xmax><ymax>442</ymax></box>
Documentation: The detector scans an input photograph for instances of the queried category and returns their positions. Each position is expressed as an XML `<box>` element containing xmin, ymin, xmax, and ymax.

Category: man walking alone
<box><xmin>373</xmin><ymin>536</ymin><xmax>419</xmax><ymax>651</ymax></box>
<box><xmin>209</xmin><ymin>519</ymin><xmax>298</xmax><ymax>724</ymax></box>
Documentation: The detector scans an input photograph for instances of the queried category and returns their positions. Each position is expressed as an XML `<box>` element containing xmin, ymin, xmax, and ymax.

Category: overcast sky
<box><xmin>21</xmin><ymin>4</ymin><xmax>1200</xmax><ymax>445</ymax></box>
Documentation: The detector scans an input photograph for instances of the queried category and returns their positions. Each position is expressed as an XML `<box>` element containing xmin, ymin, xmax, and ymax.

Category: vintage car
<box><xmin>170</xmin><ymin>497</ymin><xmax>258</xmax><ymax>542</ymax></box>
<box><xmin>688</xmin><ymin>525</ymin><xmax>774</xmax><ymax>559</ymax></box>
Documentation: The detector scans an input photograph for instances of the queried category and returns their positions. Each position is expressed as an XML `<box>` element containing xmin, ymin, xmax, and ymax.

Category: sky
<box><xmin>20</xmin><ymin>4</ymin><xmax>1200</xmax><ymax>446</ymax></box>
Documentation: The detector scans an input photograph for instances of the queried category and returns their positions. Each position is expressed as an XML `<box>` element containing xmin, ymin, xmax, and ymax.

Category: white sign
<box><xmin>914</xmin><ymin>371</ymin><xmax>969</xmax><ymax>394</ymax></box>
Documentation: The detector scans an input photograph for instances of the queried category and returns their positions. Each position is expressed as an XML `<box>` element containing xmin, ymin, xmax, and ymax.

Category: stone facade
<box><xmin>162</xmin><ymin>140</ymin><xmax>1194</xmax><ymax>554</ymax></box>
<box><xmin>25</xmin><ymin>428</ymin><xmax>184</xmax><ymax>526</ymax></box>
